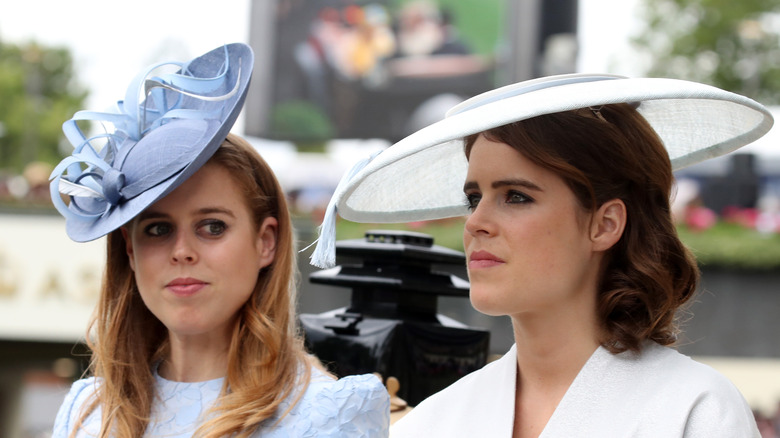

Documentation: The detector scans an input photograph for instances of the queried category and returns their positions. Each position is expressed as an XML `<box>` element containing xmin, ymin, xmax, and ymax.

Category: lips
<box><xmin>468</xmin><ymin>250</ymin><xmax>505</xmax><ymax>269</ymax></box>
<box><xmin>166</xmin><ymin>277</ymin><xmax>208</xmax><ymax>296</ymax></box>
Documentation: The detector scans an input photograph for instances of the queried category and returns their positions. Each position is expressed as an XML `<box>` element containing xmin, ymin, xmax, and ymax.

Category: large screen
<box><xmin>251</xmin><ymin>0</ymin><xmax>506</xmax><ymax>144</ymax></box>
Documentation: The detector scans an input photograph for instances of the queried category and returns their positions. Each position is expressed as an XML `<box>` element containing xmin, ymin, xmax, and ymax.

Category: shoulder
<box><xmin>305</xmin><ymin>367</ymin><xmax>390</xmax><ymax>416</ymax></box>
<box><xmin>631</xmin><ymin>343</ymin><xmax>760</xmax><ymax>437</ymax></box>
<box><xmin>638</xmin><ymin>343</ymin><xmax>749</xmax><ymax>397</ymax></box>
<box><xmin>268</xmin><ymin>367</ymin><xmax>390</xmax><ymax>437</ymax></box>
<box><xmin>52</xmin><ymin>377</ymin><xmax>100</xmax><ymax>438</ymax></box>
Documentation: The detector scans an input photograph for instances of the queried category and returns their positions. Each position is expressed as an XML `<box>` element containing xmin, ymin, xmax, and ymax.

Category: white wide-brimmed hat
<box><xmin>309</xmin><ymin>73</ymin><xmax>774</xmax><ymax>268</ymax></box>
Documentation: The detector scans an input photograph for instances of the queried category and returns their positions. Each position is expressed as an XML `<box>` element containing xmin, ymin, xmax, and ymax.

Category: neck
<box><xmin>511</xmin><ymin>297</ymin><xmax>601</xmax><ymax>392</ymax></box>
<box><xmin>509</xmin><ymin>302</ymin><xmax>601</xmax><ymax>438</ymax></box>
<box><xmin>158</xmin><ymin>329</ymin><xmax>232</xmax><ymax>382</ymax></box>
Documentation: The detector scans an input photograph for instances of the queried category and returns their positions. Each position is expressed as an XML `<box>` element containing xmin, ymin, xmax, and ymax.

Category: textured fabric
<box><xmin>50</xmin><ymin>43</ymin><xmax>254</xmax><ymax>242</ymax></box>
<box><xmin>391</xmin><ymin>342</ymin><xmax>760</xmax><ymax>437</ymax></box>
<box><xmin>52</xmin><ymin>366</ymin><xmax>390</xmax><ymax>437</ymax></box>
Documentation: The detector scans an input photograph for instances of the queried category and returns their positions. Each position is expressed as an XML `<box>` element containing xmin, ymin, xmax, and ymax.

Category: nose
<box><xmin>464</xmin><ymin>201</ymin><xmax>494</xmax><ymax>237</ymax></box>
<box><xmin>170</xmin><ymin>232</ymin><xmax>198</xmax><ymax>264</ymax></box>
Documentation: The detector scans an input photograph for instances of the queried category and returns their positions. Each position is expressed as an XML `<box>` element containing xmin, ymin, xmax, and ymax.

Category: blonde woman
<box><xmin>51</xmin><ymin>43</ymin><xmax>389</xmax><ymax>437</ymax></box>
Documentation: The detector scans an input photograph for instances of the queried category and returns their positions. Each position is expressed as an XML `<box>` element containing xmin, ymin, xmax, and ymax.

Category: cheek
<box><xmin>221</xmin><ymin>243</ymin><xmax>262</xmax><ymax>282</ymax></box>
<box><xmin>128</xmin><ymin>241</ymin><xmax>167</xmax><ymax>287</ymax></box>
<box><xmin>130</xmin><ymin>244</ymin><xmax>156</xmax><ymax>270</ymax></box>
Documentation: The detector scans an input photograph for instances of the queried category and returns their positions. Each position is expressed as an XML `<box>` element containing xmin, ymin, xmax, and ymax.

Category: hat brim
<box><xmin>335</xmin><ymin>74</ymin><xmax>774</xmax><ymax>224</ymax></box>
<box><xmin>63</xmin><ymin>43</ymin><xmax>254</xmax><ymax>242</ymax></box>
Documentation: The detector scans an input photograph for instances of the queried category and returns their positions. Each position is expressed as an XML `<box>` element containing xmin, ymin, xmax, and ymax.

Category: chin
<box><xmin>163</xmin><ymin>319</ymin><xmax>211</xmax><ymax>336</ymax></box>
<box><xmin>469</xmin><ymin>289</ymin><xmax>507</xmax><ymax>317</ymax></box>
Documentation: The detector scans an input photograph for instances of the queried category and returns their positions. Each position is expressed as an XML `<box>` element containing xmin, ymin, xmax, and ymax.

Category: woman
<box><xmin>51</xmin><ymin>43</ymin><xmax>389</xmax><ymax>437</ymax></box>
<box><xmin>310</xmin><ymin>74</ymin><xmax>773</xmax><ymax>436</ymax></box>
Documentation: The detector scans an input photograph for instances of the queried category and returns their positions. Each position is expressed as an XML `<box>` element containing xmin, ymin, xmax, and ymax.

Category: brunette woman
<box><xmin>311</xmin><ymin>74</ymin><xmax>772</xmax><ymax>437</ymax></box>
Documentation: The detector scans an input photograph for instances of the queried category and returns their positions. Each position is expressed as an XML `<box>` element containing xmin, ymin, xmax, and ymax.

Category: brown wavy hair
<box><xmin>71</xmin><ymin>134</ymin><xmax>313</xmax><ymax>437</ymax></box>
<box><xmin>464</xmin><ymin>103</ymin><xmax>699</xmax><ymax>354</ymax></box>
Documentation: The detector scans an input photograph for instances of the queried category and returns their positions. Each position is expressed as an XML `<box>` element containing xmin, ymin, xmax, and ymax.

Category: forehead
<box><xmin>466</xmin><ymin>136</ymin><xmax>549</xmax><ymax>181</ymax></box>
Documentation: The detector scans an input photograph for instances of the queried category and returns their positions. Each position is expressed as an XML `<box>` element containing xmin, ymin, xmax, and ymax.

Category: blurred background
<box><xmin>1</xmin><ymin>0</ymin><xmax>780</xmax><ymax>436</ymax></box>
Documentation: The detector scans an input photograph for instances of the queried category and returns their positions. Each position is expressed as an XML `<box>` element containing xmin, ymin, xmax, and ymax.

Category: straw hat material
<box><xmin>308</xmin><ymin>73</ymin><xmax>774</xmax><ymax>268</ymax></box>
<box><xmin>50</xmin><ymin>43</ymin><xmax>254</xmax><ymax>242</ymax></box>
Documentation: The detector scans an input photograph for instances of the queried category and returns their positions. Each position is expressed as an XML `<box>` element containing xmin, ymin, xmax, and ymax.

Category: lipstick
<box><xmin>468</xmin><ymin>250</ymin><xmax>505</xmax><ymax>269</ymax></box>
<box><xmin>166</xmin><ymin>277</ymin><xmax>207</xmax><ymax>297</ymax></box>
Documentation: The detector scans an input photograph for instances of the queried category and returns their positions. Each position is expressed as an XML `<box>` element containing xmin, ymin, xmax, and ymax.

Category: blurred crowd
<box><xmin>677</xmin><ymin>197</ymin><xmax>780</xmax><ymax>234</ymax></box>
<box><xmin>0</xmin><ymin>162</ymin><xmax>53</xmax><ymax>207</ymax></box>
<box><xmin>295</xmin><ymin>0</ymin><xmax>472</xmax><ymax>85</ymax></box>
<box><xmin>672</xmin><ymin>164</ymin><xmax>780</xmax><ymax>235</ymax></box>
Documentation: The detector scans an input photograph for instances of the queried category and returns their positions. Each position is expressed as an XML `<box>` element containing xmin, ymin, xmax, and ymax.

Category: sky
<box><xmin>0</xmin><ymin>0</ymin><xmax>252</xmax><ymax>125</ymax></box>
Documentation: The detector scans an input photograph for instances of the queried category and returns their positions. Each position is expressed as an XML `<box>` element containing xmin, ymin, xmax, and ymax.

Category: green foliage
<box><xmin>633</xmin><ymin>0</ymin><xmax>780</xmax><ymax>104</ymax></box>
<box><xmin>678</xmin><ymin>222</ymin><xmax>780</xmax><ymax>270</ymax></box>
<box><xmin>270</xmin><ymin>100</ymin><xmax>334</xmax><ymax>150</ymax></box>
<box><xmin>0</xmin><ymin>41</ymin><xmax>88</xmax><ymax>172</ymax></box>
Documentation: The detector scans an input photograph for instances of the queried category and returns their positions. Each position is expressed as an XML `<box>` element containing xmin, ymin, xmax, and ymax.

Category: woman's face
<box><xmin>122</xmin><ymin>163</ymin><xmax>276</xmax><ymax>340</ymax></box>
<box><xmin>463</xmin><ymin>136</ymin><xmax>602</xmax><ymax>318</ymax></box>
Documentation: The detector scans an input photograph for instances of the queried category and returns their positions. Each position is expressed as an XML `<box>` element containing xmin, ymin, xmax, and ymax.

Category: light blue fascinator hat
<box><xmin>50</xmin><ymin>43</ymin><xmax>254</xmax><ymax>242</ymax></box>
<box><xmin>308</xmin><ymin>73</ymin><xmax>774</xmax><ymax>268</ymax></box>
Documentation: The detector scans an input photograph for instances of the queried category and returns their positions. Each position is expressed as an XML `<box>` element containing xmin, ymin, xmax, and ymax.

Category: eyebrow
<box><xmin>463</xmin><ymin>178</ymin><xmax>543</xmax><ymax>192</ymax></box>
<box><xmin>136</xmin><ymin>207</ymin><xmax>236</xmax><ymax>222</ymax></box>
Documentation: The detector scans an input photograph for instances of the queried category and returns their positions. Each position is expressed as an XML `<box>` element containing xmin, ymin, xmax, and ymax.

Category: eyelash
<box><xmin>199</xmin><ymin>219</ymin><xmax>227</xmax><ymax>236</ymax></box>
<box><xmin>506</xmin><ymin>190</ymin><xmax>532</xmax><ymax>204</ymax></box>
<box><xmin>464</xmin><ymin>190</ymin><xmax>533</xmax><ymax>211</ymax></box>
<box><xmin>465</xmin><ymin>193</ymin><xmax>481</xmax><ymax>211</ymax></box>
<box><xmin>144</xmin><ymin>222</ymin><xmax>172</xmax><ymax>237</ymax></box>
<box><xmin>142</xmin><ymin>220</ymin><xmax>228</xmax><ymax>238</ymax></box>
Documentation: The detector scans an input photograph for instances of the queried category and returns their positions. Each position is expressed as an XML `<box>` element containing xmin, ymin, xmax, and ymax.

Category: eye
<box><xmin>144</xmin><ymin>222</ymin><xmax>172</xmax><ymax>237</ymax></box>
<box><xmin>464</xmin><ymin>193</ymin><xmax>481</xmax><ymax>211</ymax></box>
<box><xmin>505</xmin><ymin>190</ymin><xmax>532</xmax><ymax>204</ymax></box>
<box><xmin>198</xmin><ymin>220</ymin><xmax>227</xmax><ymax>237</ymax></box>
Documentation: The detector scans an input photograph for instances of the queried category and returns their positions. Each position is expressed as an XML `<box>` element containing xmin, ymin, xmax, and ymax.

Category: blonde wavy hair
<box><xmin>71</xmin><ymin>134</ymin><xmax>313</xmax><ymax>437</ymax></box>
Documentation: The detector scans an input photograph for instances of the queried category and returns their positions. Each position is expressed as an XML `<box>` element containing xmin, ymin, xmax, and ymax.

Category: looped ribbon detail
<box><xmin>50</xmin><ymin>45</ymin><xmax>242</xmax><ymax>222</ymax></box>
<box><xmin>101</xmin><ymin>168</ymin><xmax>125</xmax><ymax>205</ymax></box>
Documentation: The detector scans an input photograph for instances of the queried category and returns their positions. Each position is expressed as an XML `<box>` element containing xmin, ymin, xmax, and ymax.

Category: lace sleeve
<box><xmin>268</xmin><ymin>373</ymin><xmax>390</xmax><ymax>437</ymax></box>
<box><xmin>52</xmin><ymin>377</ymin><xmax>98</xmax><ymax>438</ymax></box>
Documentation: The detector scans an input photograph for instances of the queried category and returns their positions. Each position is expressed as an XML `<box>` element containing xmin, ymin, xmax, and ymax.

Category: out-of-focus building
<box><xmin>0</xmin><ymin>211</ymin><xmax>102</xmax><ymax>438</ymax></box>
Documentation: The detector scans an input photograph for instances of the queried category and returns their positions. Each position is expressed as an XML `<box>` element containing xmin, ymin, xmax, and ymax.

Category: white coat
<box><xmin>391</xmin><ymin>342</ymin><xmax>759</xmax><ymax>437</ymax></box>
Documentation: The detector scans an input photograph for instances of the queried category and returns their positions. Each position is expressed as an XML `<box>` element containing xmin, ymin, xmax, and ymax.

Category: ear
<box><xmin>256</xmin><ymin>217</ymin><xmax>278</xmax><ymax>269</ymax></box>
<box><xmin>590</xmin><ymin>199</ymin><xmax>626</xmax><ymax>252</ymax></box>
<box><xmin>120</xmin><ymin>226</ymin><xmax>136</xmax><ymax>272</ymax></box>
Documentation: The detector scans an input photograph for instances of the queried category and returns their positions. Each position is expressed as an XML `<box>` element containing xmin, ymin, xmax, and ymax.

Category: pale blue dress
<box><xmin>52</xmin><ymin>366</ymin><xmax>389</xmax><ymax>437</ymax></box>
